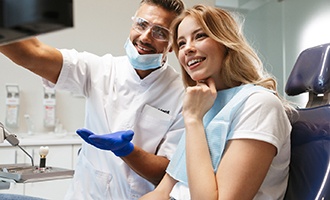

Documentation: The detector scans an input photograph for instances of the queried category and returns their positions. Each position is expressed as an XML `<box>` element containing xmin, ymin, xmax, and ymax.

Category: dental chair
<box><xmin>284</xmin><ymin>43</ymin><xmax>330</xmax><ymax>200</ymax></box>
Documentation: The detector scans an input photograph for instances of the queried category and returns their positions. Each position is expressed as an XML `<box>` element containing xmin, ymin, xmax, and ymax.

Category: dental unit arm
<box><xmin>0</xmin><ymin>122</ymin><xmax>19</xmax><ymax>145</ymax></box>
<box><xmin>0</xmin><ymin>122</ymin><xmax>34</xmax><ymax>166</ymax></box>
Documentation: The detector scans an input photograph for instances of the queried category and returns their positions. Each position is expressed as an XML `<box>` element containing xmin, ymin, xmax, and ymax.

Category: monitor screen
<box><xmin>0</xmin><ymin>0</ymin><xmax>73</xmax><ymax>45</ymax></box>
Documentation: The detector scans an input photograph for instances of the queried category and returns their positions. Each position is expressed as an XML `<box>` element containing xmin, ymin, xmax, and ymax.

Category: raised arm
<box><xmin>0</xmin><ymin>38</ymin><xmax>63</xmax><ymax>84</ymax></box>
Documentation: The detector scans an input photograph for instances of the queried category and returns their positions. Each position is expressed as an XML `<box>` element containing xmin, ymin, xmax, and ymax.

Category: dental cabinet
<box><xmin>0</xmin><ymin>133</ymin><xmax>82</xmax><ymax>199</ymax></box>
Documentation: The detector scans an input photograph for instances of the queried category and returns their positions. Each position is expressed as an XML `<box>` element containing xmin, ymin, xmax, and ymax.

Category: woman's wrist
<box><xmin>184</xmin><ymin>117</ymin><xmax>203</xmax><ymax>127</ymax></box>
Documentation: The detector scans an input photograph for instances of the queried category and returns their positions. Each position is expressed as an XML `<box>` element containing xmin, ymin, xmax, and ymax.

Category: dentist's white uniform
<box><xmin>43</xmin><ymin>49</ymin><xmax>185</xmax><ymax>200</ymax></box>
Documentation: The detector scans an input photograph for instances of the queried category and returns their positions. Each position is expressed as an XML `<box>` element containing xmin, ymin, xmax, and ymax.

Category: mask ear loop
<box><xmin>160</xmin><ymin>31</ymin><xmax>174</xmax><ymax>65</ymax></box>
<box><xmin>160</xmin><ymin>40</ymin><xmax>172</xmax><ymax>66</ymax></box>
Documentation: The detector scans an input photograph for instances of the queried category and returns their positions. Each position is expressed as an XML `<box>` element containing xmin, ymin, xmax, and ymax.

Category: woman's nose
<box><xmin>184</xmin><ymin>42</ymin><xmax>196</xmax><ymax>55</ymax></box>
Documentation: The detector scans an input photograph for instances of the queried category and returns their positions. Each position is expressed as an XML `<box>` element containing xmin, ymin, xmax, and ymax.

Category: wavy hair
<box><xmin>170</xmin><ymin>4</ymin><xmax>295</xmax><ymax>115</ymax></box>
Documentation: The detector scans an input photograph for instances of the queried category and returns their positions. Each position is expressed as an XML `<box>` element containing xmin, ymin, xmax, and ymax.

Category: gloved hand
<box><xmin>76</xmin><ymin>128</ymin><xmax>134</xmax><ymax>157</ymax></box>
<box><xmin>76</xmin><ymin>128</ymin><xmax>94</xmax><ymax>145</ymax></box>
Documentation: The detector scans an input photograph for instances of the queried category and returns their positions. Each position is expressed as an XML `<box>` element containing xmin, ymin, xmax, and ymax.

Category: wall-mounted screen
<box><xmin>0</xmin><ymin>0</ymin><xmax>73</xmax><ymax>45</ymax></box>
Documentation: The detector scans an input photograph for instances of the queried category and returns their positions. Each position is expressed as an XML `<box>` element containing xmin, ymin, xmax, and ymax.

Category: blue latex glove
<box><xmin>76</xmin><ymin>128</ymin><xmax>94</xmax><ymax>145</ymax></box>
<box><xmin>76</xmin><ymin>128</ymin><xmax>134</xmax><ymax>157</ymax></box>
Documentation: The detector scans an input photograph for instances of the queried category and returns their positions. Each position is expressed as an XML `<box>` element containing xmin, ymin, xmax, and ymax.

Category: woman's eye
<box><xmin>178</xmin><ymin>41</ymin><xmax>185</xmax><ymax>48</ymax></box>
<box><xmin>196</xmin><ymin>32</ymin><xmax>208</xmax><ymax>39</ymax></box>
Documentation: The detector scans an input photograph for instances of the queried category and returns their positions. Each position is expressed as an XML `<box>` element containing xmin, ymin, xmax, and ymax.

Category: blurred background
<box><xmin>0</xmin><ymin>0</ymin><xmax>329</xmax><ymax>134</ymax></box>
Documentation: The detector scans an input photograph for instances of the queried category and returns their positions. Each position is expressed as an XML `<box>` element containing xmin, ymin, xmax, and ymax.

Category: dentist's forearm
<box><xmin>122</xmin><ymin>146</ymin><xmax>169</xmax><ymax>185</ymax></box>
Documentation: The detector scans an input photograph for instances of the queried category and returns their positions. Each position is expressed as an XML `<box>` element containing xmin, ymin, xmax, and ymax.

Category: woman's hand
<box><xmin>183</xmin><ymin>77</ymin><xmax>217</xmax><ymax>121</ymax></box>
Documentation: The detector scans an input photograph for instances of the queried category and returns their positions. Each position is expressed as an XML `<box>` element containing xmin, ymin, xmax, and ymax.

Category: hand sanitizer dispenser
<box><xmin>5</xmin><ymin>84</ymin><xmax>20</xmax><ymax>128</ymax></box>
<box><xmin>43</xmin><ymin>87</ymin><xmax>56</xmax><ymax>128</ymax></box>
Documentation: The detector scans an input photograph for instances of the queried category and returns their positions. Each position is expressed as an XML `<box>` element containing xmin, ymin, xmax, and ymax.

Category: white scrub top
<box><xmin>43</xmin><ymin>49</ymin><xmax>185</xmax><ymax>200</ymax></box>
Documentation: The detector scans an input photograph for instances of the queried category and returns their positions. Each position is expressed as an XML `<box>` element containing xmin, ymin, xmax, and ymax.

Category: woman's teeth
<box><xmin>188</xmin><ymin>58</ymin><xmax>204</xmax><ymax>66</ymax></box>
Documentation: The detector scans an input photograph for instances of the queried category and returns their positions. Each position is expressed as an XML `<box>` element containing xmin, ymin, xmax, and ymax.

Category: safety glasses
<box><xmin>131</xmin><ymin>16</ymin><xmax>171</xmax><ymax>42</ymax></box>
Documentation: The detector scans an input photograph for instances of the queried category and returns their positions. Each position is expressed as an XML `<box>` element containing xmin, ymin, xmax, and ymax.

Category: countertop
<box><xmin>0</xmin><ymin>132</ymin><xmax>83</xmax><ymax>147</ymax></box>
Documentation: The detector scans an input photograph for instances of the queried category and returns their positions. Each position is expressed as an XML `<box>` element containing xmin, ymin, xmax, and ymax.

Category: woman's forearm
<box><xmin>185</xmin><ymin>119</ymin><xmax>218</xmax><ymax>200</ymax></box>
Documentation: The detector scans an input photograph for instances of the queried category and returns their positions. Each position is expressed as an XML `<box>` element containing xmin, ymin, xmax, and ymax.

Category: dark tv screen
<box><xmin>0</xmin><ymin>0</ymin><xmax>73</xmax><ymax>45</ymax></box>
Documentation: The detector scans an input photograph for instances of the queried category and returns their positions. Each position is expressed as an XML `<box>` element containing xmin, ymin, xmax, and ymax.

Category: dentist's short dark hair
<box><xmin>140</xmin><ymin>0</ymin><xmax>185</xmax><ymax>16</ymax></box>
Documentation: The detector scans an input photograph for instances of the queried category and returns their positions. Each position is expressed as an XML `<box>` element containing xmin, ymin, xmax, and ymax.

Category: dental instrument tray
<box><xmin>0</xmin><ymin>163</ymin><xmax>74</xmax><ymax>183</ymax></box>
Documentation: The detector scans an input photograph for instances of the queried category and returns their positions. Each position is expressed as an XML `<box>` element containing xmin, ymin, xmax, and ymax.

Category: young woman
<box><xmin>140</xmin><ymin>4</ymin><xmax>294</xmax><ymax>200</ymax></box>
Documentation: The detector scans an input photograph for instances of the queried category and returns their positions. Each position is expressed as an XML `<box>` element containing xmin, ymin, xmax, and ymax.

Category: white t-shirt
<box><xmin>43</xmin><ymin>49</ymin><xmax>185</xmax><ymax>200</ymax></box>
<box><xmin>168</xmin><ymin>85</ymin><xmax>291</xmax><ymax>200</ymax></box>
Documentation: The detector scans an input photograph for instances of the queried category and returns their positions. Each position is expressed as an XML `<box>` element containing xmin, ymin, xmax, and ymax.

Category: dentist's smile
<box><xmin>135</xmin><ymin>42</ymin><xmax>156</xmax><ymax>54</ymax></box>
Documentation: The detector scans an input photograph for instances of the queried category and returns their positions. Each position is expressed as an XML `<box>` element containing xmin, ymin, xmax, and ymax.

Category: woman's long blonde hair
<box><xmin>170</xmin><ymin>4</ymin><xmax>295</xmax><ymax>115</ymax></box>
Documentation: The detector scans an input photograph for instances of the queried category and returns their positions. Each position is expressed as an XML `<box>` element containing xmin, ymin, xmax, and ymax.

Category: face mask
<box><xmin>124</xmin><ymin>38</ymin><xmax>164</xmax><ymax>70</ymax></box>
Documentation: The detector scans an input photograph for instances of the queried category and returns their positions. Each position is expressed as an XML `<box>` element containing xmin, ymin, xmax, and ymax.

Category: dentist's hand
<box><xmin>76</xmin><ymin>128</ymin><xmax>94</xmax><ymax>145</ymax></box>
<box><xmin>76</xmin><ymin>128</ymin><xmax>135</xmax><ymax>157</ymax></box>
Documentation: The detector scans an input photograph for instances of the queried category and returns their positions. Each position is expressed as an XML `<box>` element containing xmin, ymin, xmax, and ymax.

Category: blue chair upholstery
<box><xmin>0</xmin><ymin>194</ymin><xmax>46</xmax><ymax>200</ymax></box>
<box><xmin>284</xmin><ymin>43</ymin><xmax>330</xmax><ymax>200</ymax></box>
<box><xmin>285</xmin><ymin>43</ymin><xmax>330</xmax><ymax>107</ymax></box>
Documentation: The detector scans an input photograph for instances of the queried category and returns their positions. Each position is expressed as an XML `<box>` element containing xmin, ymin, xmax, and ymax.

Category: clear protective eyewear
<box><xmin>131</xmin><ymin>16</ymin><xmax>171</xmax><ymax>42</ymax></box>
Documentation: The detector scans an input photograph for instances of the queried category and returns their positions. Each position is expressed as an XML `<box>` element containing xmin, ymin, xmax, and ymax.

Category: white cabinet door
<box><xmin>24</xmin><ymin>179</ymin><xmax>72</xmax><ymax>200</ymax></box>
<box><xmin>0</xmin><ymin>147</ymin><xmax>17</xmax><ymax>164</ymax></box>
<box><xmin>72</xmin><ymin>144</ymin><xmax>81</xmax><ymax>169</ymax></box>
<box><xmin>0</xmin><ymin>146</ymin><xmax>26</xmax><ymax>164</ymax></box>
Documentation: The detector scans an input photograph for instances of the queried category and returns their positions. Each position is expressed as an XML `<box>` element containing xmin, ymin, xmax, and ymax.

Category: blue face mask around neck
<box><xmin>124</xmin><ymin>38</ymin><xmax>165</xmax><ymax>70</ymax></box>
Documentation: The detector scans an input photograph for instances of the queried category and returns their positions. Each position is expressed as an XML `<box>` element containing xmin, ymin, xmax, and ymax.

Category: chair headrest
<box><xmin>285</xmin><ymin>43</ymin><xmax>330</xmax><ymax>96</ymax></box>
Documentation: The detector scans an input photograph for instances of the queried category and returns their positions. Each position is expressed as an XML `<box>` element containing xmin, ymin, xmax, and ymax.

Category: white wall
<box><xmin>0</xmin><ymin>0</ymin><xmax>214</xmax><ymax>134</ymax></box>
<box><xmin>242</xmin><ymin>0</ymin><xmax>330</xmax><ymax>106</ymax></box>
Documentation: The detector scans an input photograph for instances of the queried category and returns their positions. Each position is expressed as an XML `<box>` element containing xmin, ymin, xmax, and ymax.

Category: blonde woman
<box><xmin>141</xmin><ymin>4</ymin><xmax>294</xmax><ymax>200</ymax></box>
